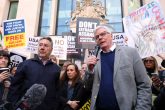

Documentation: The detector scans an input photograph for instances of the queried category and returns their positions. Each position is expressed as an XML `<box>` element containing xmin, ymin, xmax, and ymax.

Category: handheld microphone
<box><xmin>14</xmin><ymin>84</ymin><xmax>47</xmax><ymax>110</ymax></box>
<box><xmin>94</xmin><ymin>45</ymin><xmax>100</xmax><ymax>57</ymax></box>
<box><xmin>88</xmin><ymin>45</ymin><xmax>100</xmax><ymax>71</ymax></box>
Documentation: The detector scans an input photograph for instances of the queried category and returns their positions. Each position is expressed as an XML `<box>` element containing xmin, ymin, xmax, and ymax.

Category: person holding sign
<box><xmin>86</xmin><ymin>24</ymin><xmax>152</xmax><ymax>110</ymax></box>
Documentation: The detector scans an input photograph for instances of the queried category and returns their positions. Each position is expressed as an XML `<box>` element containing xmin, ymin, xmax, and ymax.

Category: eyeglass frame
<box><xmin>94</xmin><ymin>31</ymin><xmax>111</xmax><ymax>40</ymax></box>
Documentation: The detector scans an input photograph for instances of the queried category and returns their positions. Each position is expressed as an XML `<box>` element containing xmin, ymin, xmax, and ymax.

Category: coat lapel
<box><xmin>97</xmin><ymin>50</ymin><xmax>101</xmax><ymax>80</ymax></box>
<box><xmin>114</xmin><ymin>46</ymin><xmax>121</xmax><ymax>78</ymax></box>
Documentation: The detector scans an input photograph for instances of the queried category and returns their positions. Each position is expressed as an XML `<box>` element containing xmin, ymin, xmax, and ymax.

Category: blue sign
<box><xmin>3</xmin><ymin>19</ymin><xmax>25</xmax><ymax>35</ymax></box>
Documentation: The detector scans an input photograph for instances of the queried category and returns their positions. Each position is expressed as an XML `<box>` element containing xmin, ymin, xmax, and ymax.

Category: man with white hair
<box><xmin>87</xmin><ymin>24</ymin><xmax>152</xmax><ymax>110</ymax></box>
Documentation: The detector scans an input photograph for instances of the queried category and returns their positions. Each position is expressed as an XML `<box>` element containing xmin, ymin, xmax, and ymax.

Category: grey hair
<box><xmin>39</xmin><ymin>37</ymin><xmax>53</xmax><ymax>48</ymax></box>
<box><xmin>94</xmin><ymin>24</ymin><xmax>114</xmax><ymax>35</ymax></box>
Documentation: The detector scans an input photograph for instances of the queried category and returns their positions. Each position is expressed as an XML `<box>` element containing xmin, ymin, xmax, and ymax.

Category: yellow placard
<box><xmin>79</xmin><ymin>99</ymin><xmax>91</xmax><ymax>110</ymax></box>
<box><xmin>4</xmin><ymin>33</ymin><xmax>26</xmax><ymax>48</ymax></box>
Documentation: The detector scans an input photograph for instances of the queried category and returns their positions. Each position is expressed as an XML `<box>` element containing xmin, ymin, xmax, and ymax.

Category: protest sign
<box><xmin>79</xmin><ymin>99</ymin><xmax>91</xmax><ymax>110</ymax></box>
<box><xmin>51</xmin><ymin>37</ymin><xmax>67</xmax><ymax>60</ymax></box>
<box><xmin>9</xmin><ymin>52</ymin><xmax>27</xmax><ymax>68</ymax></box>
<box><xmin>76</xmin><ymin>17</ymin><xmax>99</xmax><ymax>49</ymax></box>
<box><xmin>112</xmin><ymin>33</ymin><xmax>127</xmax><ymax>46</ymax></box>
<box><xmin>26</xmin><ymin>36</ymin><xmax>40</xmax><ymax>54</ymax></box>
<box><xmin>3</xmin><ymin>19</ymin><xmax>26</xmax><ymax>48</ymax></box>
<box><xmin>123</xmin><ymin>1</ymin><xmax>165</xmax><ymax>58</ymax></box>
<box><xmin>62</xmin><ymin>32</ymin><xmax>81</xmax><ymax>59</ymax></box>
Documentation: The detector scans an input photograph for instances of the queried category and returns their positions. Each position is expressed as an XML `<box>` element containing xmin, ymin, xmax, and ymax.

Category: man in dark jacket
<box><xmin>8</xmin><ymin>37</ymin><xmax>61</xmax><ymax>110</ymax></box>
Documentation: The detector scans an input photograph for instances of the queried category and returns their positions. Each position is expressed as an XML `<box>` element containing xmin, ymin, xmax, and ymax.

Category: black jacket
<box><xmin>161</xmin><ymin>60</ymin><xmax>165</xmax><ymax>68</ymax></box>
<box><xmin>8</xmin><ymin>56</ymin><xmax>61</xmax><ymax>110</ymax></box>
<box><xmin>153</xmin><ymin>87</ymin><xmax>165</xmax><ymax>110</ymax></box>
<box><xmin>57</xmin><ymin>80</ymin><xmax>84</xmax><ymax>110</ymax></box>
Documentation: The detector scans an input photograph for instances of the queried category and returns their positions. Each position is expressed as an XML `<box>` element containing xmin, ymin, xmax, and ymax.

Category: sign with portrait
<box><xmin>9</xmin><ymin>52</ymin><xmax>27</xmax><ymax>68</ymax></box>
<box><xmin>123</xmin><ymin>1</ymin><xmax>165</xmax><ymax>58</ymax></box>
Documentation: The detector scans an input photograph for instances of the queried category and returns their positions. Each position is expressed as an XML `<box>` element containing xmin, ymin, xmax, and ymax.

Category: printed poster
<box><xmin>62</xmin><ymin>32</ymin><xmax>81</xmax><ymax>59</ymax></box>
<box><xmin>26</xmin><ymin>36</ymin><xmax>41</xmax><ymax>54</ymax></box>
<box><xmin>51</xmin><ymin>37</ymin><xmax>67</xmax><ymax>60</ymax></box>
<box><xmin>9</xmin><ymin>52</ymin><xmax>27</xmax><ymax>68</ymax></box>
<box><xmin>112</xmin><ymin>33</ymin><xmax>127</xmax><ymax>46</ymax></box>
<box><xmin>3</xmin><ymin>19</ymin><xmax>26</xmax><ymax>48</ymax></box>
<box><xmin>76</xmin><ymin>17</ymin><xmax>100</xmax><ymax>49</ymax></box>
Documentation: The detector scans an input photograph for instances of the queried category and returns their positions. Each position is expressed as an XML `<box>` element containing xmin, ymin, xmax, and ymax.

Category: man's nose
<box><xmin>40</xmin><ymin>45</ymin><xmax>45</xmax><ymax>49</ymax></box>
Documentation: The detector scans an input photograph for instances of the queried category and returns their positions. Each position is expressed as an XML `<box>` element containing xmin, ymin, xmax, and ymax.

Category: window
<box><xmin>128</xmin><ymin>0</ymin><xmax>143</xmax><ymax>14</ymax></box>
<box><xmin>38</xmin><ymin>0</ymin><xmax>52</xmax><ymax>36</ymax></box>
<box><xmin>8</xmin><ymin>1</ymin><xmax>18</xmax><ymax>19</ymax></box>
<box><xmin>56</xmin><ymin>0</ymin><xmax>74</xmax><ymax>35</ymax></box>
<box><xmin>104</xmin><ymin>0</ymin><xmax>123</xmax><ymax>32</ymax></box>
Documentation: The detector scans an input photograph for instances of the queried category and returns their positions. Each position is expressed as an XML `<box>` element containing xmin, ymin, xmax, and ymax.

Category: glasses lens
<box><xmin>94</xmin><ymin>32</ymin><xmax>109</xmax><ymax>40</ymax></box>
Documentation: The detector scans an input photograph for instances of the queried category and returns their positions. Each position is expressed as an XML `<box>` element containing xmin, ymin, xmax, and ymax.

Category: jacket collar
<box><xmin>31</xmin><ymin>55</ymin><xmax>53</xmax><ymax>65</ymax></box>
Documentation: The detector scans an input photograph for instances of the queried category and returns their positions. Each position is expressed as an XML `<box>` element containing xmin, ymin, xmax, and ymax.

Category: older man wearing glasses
<box><xmin>86</xmin><ymin>24</ymin><xmax>152</xmax><ymax>110</ymax></box>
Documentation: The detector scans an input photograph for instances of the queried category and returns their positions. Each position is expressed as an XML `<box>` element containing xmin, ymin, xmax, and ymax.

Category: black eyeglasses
<box><xmin>94</xmin><ymin>32</ymin><xmax>110</xmax><ymax>40</ymax></box>
<box><xmin>144</xmin><ymin>59</ymin><xmax>154</xmax><ymax>63</ymax></box>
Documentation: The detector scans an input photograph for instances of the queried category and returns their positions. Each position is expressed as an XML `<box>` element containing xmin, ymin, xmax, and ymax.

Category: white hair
<box><xmin>94</xmin><ymin>24</ymin><xmax>115</xmax><ymax>36</ymax></box>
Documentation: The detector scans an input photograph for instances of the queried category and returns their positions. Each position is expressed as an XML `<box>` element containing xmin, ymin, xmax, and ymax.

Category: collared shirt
<box><xmin>101</xmin><ymin>44</ymin><xmax>116</xmax><ymax>53</ymax></box>
<box><xmin>39</xmin><ymin>57</ymin><xmax>49</xmax><ymax>65</ymax></box>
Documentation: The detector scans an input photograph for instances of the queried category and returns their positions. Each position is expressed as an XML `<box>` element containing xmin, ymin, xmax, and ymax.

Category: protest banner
<box><xmin>3</xmin><ymin>19</ymin><xmax>26</xmax><ymax>48</ymax></box>
<box><xmin>76</xmin><ymin>17</ymin><xmax>99</xmax><ymax>49</ymax></box>
<box><xmin>26</xmin><ymin>36</ymin><xmax>67</xmax><ymax>60</ymax></box>
<box><xmin>79</xmin><ymin>99</ymin><xmax>91</xmax><ymax>110</ymax></box>
<box><xmin>9</xmin><ymin>52</ymin><xmax>27</xmax><ymax>68</ymax></box>
<box><xmin>51</xmin><ymin>37</ymin><xmax>67</xmax><ymax>60</ymax></box>
<box><xmin>112</xmin><ymin>33</ymin><xmax>127</xmax><ymax>46</ymax></box>
<box><xmin>26</xmin><ymin>36</ymin><xmax>41</xmax><ymax>54</ymax></box>
<box><xmin>62</xmin><ymin>32</ymin><xmax>81</xmax><ymax>59</ymax></box>
<box><xmin>123</xmin><ymin>0</ymin><xmax>165</xmax><ymax>58</ymax></box>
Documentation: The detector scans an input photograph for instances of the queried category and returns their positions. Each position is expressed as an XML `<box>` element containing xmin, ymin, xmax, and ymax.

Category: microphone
<box><xmin>88</xmin><ymin>45</ymin><xmax>100</xmax><ymax>71</ymax></box>
<box><xmin>94</xmin><ymin>45</ymin><xmax>100</xmax><ymax>57</ymax></box>
<box><xmin>14</xmin><ymin>84</ymin><xmax>47</xmax><ymax>110</ymax></box>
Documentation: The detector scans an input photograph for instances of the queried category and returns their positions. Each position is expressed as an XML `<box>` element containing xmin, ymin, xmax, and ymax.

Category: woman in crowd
<box><xmin>143</xmin><ymin>56</ymin><xmax>165</xmax><ymax>110</ymax></box>
<box><xmin>143</xmin><ymin>56</ymin><xmax>163</xmax><ymax>95</ymax></box>
<box><xmin>0</xmin><ymin>50</ymin><xmax>11</xmax><ymax>104</ymax></box>
<box><xmin>60</xmin><ymin>61</ymin><xmax>71</xmax><ymax>79</ymax></box>
<box><xmin>57</xmin><ymin>63</ymin><xmax>84</xmax><ymax>110</ymax></box>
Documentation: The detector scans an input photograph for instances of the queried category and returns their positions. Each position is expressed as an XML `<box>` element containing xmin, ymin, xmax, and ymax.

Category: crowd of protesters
<box><xmin>0</xmin><ymin>25</ymin><xmax>165</xmax><ymax>110</ymax></box>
